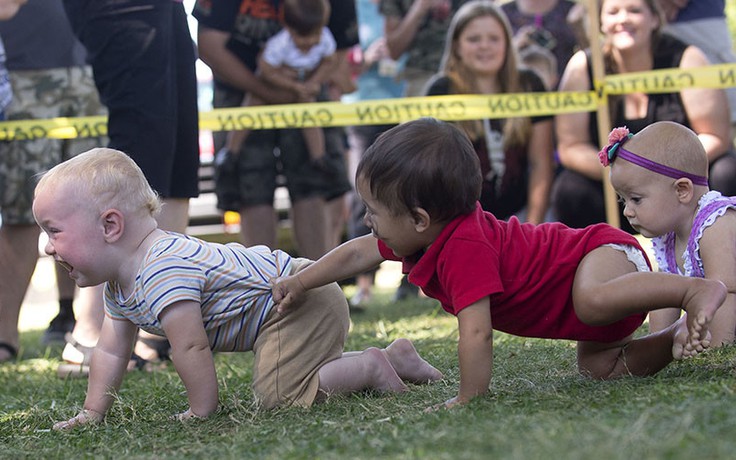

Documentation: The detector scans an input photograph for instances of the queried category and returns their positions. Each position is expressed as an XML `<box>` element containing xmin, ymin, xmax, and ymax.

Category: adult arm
<box><xmin>655</xmin><ymin>0</ymin><xmax>689</xmax><ymax>22</ymax></box>
<box><xmin>197</xmin><ymin>25</ymin><xmax>291</xmax><ymax>105</ymax></box>
<box><xmin>525</xmin><ymin>119</ymin><xmax>554</xmax><ymax>224</ymax></box>
<box><xmin>259</xmin><ymin>53</ymin><xmax>338</xmax><ymax>102</ymax></box>
<box><xmin>555</xmin><ymin>50</ymin><xmax>603</xmax><ymax>180</ymax></box>
<box><xmin>272</xmin><ymin>235</ymin><xmax>385</xmax><ymax>312</ymax></box>
<box><xmin>678</xmin><ymin>46</ymin><xmax>733</xmax><ymax>162</ymax></box>
<box><xmin>383</xmin><ymin>0</ymin><xmax>434</xmax><ymax>60</ymax></box>
<box><xmin>0</xmin><ymin>0</ymin><xmax>25</xmax><ymax>20</ymax></box>
<box><xmin>305</xmin><ymin>53</ymin><xmax>338</xmax><ymax>95</ymax></box>
<box><xmin>53</xmin><ymin>317</ymin><xmax>138</xmax><ymax>430</ymax></box>
<box><xmin>160</xmin><ymin>300</ymin><xmax>219</xmax><ymax>418</ymax></box>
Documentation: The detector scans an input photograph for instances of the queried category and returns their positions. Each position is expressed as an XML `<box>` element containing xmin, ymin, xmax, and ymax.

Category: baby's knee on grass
<box><xmin>577</xmin><ymin>341</ymin><xmax>626</xmax><ymax>380</ymax></box>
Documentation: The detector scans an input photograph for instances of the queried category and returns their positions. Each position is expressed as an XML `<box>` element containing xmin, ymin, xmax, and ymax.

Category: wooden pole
<box><xmin>585</xmin><ymin>0</ymin><xmax>620</xmax><ymax>228</ymax></box>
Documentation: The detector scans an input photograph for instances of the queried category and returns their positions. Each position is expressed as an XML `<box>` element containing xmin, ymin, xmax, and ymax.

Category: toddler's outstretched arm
<box><xmin>272</xmin><ymin>235</ymin><xmax>385</xmax><ymax>313</ymax></box>
<box><xmin>53</xmin><ymin>318</ymin><xmax>138</xmax><ymax>430</ymax></box>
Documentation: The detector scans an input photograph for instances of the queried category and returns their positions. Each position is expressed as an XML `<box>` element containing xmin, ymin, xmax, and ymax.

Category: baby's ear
<box><xmin>101</xmin><ymin>208</ymin><xmax>124</xmax><ymax>242</ymax></box>
<box><xmin>674</xmin><ymin>178</ymin><xmax>695</xmax><ymax>203</ymax></box>
<box><xmin>411</xmin><ymin>207</ymin><xmax>431</xmax><ymax>232</ymax></box>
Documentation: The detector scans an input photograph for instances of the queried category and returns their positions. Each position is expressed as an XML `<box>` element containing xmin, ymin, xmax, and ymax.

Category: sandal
<box><xmin>0</xmin><ymin>342</ymin><xmax>18</xmax><ymax>363</ymax></box>
<box><xmin>57</xmin><ymin>333</ymin><xmax>171</xmax><ymax>379</ymax></box>
<box><xmin>136</xmin><ymin>336</ymin><xmax>171</xmax><ymax>362</ymax></box>
<box><xmin>57</xmin><ymin>333</ymin><xmax>92</xmax><ymax>378</ymax></box>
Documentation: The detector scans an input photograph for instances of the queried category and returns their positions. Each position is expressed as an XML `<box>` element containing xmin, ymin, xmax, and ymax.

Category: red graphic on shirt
<box><xmin>239</xmin><ymin>0</ymin><xmax>281</xmax><ymax>20</ymax></box>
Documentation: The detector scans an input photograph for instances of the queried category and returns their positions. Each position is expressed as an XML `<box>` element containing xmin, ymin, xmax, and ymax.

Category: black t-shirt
<box><xmin>425</xmin><ymin>69</ymin><xmax>549</xmax><ymax>218</ymax></box>
<box><xmin>193</xmin><ymin>0</ymin><xmax>358</xmax><ymax>71</ymax></box>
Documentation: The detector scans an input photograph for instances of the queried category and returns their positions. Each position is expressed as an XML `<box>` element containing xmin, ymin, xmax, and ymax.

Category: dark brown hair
<box><xmin>357</xmin><ymin>118</ymin><xmax>482</xmax><ymax>223</ymax></box>
<box><xmin>283</xmin><ymin>0</ymin><xmax>330</xmax><ymax>36</ymax></box>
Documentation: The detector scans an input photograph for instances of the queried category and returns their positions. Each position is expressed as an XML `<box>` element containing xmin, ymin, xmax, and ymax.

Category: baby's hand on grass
<box><xmin>172</xmin><ymin>408</ymin><xmax>203</xmax><ymax>422</ymax></box>
<box><xmin>424</xmin><ymin>396</ymin><xmax>466</xmax><ymax>413</ymax></box>
<box><xmin>52</xmin><ymin>409</ymin><xmax>103</xmax><ymax>431</ymax></box>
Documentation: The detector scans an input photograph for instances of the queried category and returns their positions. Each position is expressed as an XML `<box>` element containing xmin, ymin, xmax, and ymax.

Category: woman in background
<box><xmin>425</xmin><ymin>0</ymin><xmax>554</xmax><ymax>224</ymax></box>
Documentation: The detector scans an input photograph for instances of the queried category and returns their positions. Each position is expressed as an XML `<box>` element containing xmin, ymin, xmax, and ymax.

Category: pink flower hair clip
<box><xmin>598</xmin><ymin>126</ymin><xmax>633</xmax><ymax>166</ymax></box>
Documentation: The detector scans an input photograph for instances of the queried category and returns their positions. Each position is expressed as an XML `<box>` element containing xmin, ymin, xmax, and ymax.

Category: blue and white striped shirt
<box><xmin>105</xmin><ymin>233</ymin><xmax>293</xmax><ymax>352</ymax></box>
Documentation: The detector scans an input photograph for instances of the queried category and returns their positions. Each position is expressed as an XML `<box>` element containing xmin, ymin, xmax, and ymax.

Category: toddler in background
<box><xmin>216</xmin><ymin>0</ymin><xmax>337</xmax><ymax>187</ymax></box>
<box><xmin>604</xmin><ymin>121</ymin><xmax>736</xmax><ymax>347</ymax></box>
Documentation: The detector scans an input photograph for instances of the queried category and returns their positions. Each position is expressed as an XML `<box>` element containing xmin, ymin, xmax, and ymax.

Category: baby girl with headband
<box><xmin>605</xmin><ymin>121</ymin><xmax>736</xmax><ymax>349</ymax></box>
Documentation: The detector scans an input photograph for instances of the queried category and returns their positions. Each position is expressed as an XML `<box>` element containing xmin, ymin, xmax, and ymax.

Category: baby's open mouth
<box><xmin>56</xmin><ymin>260</ymin><xmax>73</xmax><ymax>273</ymax></box>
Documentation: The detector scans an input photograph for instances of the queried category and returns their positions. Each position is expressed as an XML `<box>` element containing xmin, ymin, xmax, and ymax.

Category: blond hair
<box><xmin>36</xmin><ymin>148</ymin><xmax>161</xmax><ymax>217</ymax></box>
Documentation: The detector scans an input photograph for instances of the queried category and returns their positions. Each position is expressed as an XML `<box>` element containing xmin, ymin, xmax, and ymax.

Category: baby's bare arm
<box><xmin>698</xmin><ymin>210</ymin><xmax>736</xmax><ymax>345</ymax></box>
<box><xmin>272</xmin><ymin>235</ymin><xmax>385</xmax><ymax>312</ymax></box>
<box><xmin>160</xmin><ymin>300</ymin><xmax>219</xmax><ymax>418</ymax></box>
<box><xmin>429</xmin><ymin>300</ymin><xmax>493</xmax><ymax>411</ymax></box>
<box><xmin>258</xmin><ymin>58</ymin><xmax>303</xmax><ymax>96</ymax></box>
<box><xmin>53</xmin><ymin>318</ymin><xmax>137</xmax><ymax>430</ymax></box>
<box><xmin>305</xmin><ymin>53</ymin><xmax>337</xmax><ymax>91</ymax></box>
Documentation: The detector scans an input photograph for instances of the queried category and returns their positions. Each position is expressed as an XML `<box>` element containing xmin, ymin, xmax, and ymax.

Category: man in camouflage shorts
<box><xmin>0</xmin><ymin>68</ymin><xmax>106</xmax><ymax>225</ymax></box>
<box><xmin>0</xmin><ymin>0</ymin><xmax>107</xmax><ymax>363</ymax></box>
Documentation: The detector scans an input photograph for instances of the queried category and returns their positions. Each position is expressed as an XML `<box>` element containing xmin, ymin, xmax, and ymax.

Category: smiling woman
<box><xmin>551</xmin><ymin>0</ymin><xmax>736</xmax><ymax>231</ymax></box>
<box><xmin>424</xmin><ymin>0</ymin><xmax>554</xmax><ymax>226</ymax></box>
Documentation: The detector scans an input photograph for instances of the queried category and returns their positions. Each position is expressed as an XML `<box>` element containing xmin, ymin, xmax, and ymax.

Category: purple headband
<box><xmin>598</xmin><ymin>127</ymin><xmax>709</xmax><ymax>186</ymax></box>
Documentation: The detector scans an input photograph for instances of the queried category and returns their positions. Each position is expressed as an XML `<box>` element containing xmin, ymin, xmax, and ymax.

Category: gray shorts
<box><xmin>0</xmin><ymin>66</ymin><xmax>107</xmax><ymax>225</ymax></box>
<box><xmin>213</xmin><ymin>82</ymin><xmax>351</xmax><ymax>207</ymax></box>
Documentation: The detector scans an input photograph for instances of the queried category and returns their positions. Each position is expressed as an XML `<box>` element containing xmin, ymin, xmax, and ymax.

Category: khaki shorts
<box><xmin>251</xmin><ymin>258</ymin><xmax>350</xmax><ymax>409</ymax></box>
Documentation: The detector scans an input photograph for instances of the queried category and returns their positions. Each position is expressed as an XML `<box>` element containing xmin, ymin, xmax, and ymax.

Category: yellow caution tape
<box><xmin>0</xmin><ymin>63</ymin><xmax>734</xmax><ymax>141</ymax></box>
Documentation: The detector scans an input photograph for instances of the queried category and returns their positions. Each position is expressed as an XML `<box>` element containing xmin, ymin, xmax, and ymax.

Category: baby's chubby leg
<box><xmin>341</xmin><ymin>338</ymin><xmax>443</xmax><ymax>384</ymax></box>
<box><xmin>679</xmin><ymin>281</ymin><xmax>725</xmax><ymax>353</ymax></box>
<box><xmin>318</xmin><ymin>348</ymin><xmax>409</xmax><ymax>396</ymax></box>
<box><xmin>319</xmin><ymin>339</ymin><xmax>444</xmax><ymax>397</ymax></box>
<box><xmin>383</xmin><ymin>338</ymin><xmax>444</xmax><ymax>383</ymax></box>
<box><xmin>672</xmin><ymin>314</ymin><xmax>712</xmax><ymax>359</ymax></box>
<box><xmin>578</xmin><ymin>312</ymin><xmax>714</xmax><ymax>379</ymax></box>
<box><xmin>573</xmin><ymin>246</ymin><xmax>726</xmax><ymax>349</ymax></box>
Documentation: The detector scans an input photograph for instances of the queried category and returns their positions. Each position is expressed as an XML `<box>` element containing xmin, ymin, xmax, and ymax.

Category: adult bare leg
<box><xmin>239</xmin><ymin>204</ymin><xmax>277</xmax><ymax>249</ymax></box>
<box><xmin>0</xmin><ymin>224</ymin><xmax>40</xmax><ymax>361</ymax></box>
<box><xmin>291</xmin><ymin>196</ymin><xmax>329</xmax><ymax>260</ymax></box>
<box><xmin>157</xmin><ymin>197</ymin><xmax>190</xmax><ymax>234</ymax></box>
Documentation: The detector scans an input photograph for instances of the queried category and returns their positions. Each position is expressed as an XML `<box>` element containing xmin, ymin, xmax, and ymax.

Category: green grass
<box><xmin>2</xmin><ymin>288</ymin><xmax>736</xmax><ymax>459</ymax></box>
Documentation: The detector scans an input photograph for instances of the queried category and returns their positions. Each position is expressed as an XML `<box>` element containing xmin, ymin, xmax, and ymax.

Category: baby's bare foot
<box><xmin>682</xmin><ymin>279</ymin><xmax>726</xmax><ymax>351</ymax></box>
<box><xmin>364</xmin><ymin>347</ymin><xmax>409</xmax><ymax>393</ymax></box>
<box><xmin>672</xmin><ymin>316</ymin><xmax>689</xmax><ymax>360</ymax></box>
<box><xmin>673</xmin><ymin>314</ymin><xmax>713</xmax><ymax>359</ymax></box>
<box><xmin>384</xmin><ymin>338</ymin><xmax>443</xmax><ymax>384</ymax></box>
